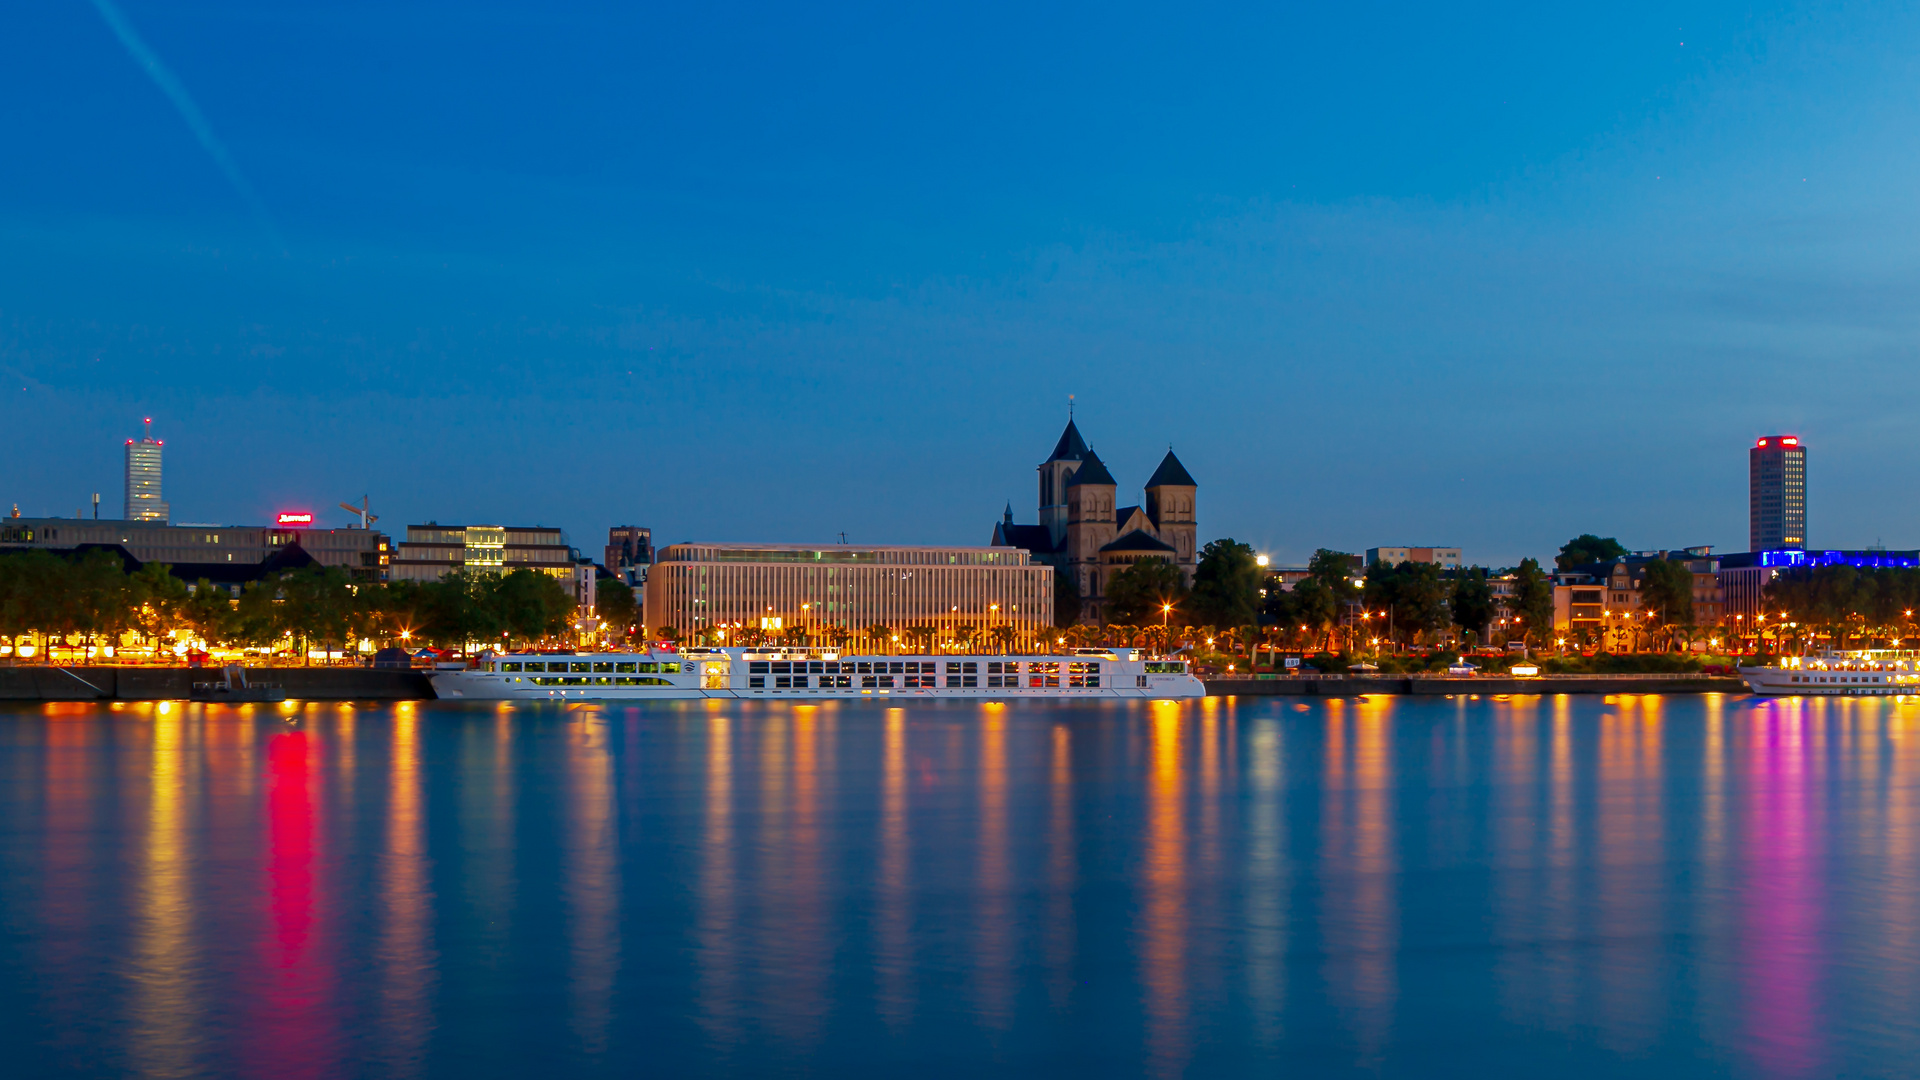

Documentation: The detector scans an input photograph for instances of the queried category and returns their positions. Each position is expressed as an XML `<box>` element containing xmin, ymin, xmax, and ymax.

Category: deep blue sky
<box><xmin>5</xmin><ymin>2</ymin><xmax>1919</xmax><ymax>565</ymax></box>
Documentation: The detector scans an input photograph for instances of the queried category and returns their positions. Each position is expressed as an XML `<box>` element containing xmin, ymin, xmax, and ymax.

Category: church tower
<box><xmin>1065</xmin><ymin>449</ymin><xmax>1118</xmax><ymax>611</ymax></box>
<box><xmin>1038</xmin><ymin>419</ymin><xmax>1089</xmax><ymax>548</ymax></box>
<box><xmin>1144</xmin><ymin>449</ymin><xmax>1198</xmax><ymax>584</ymax></box>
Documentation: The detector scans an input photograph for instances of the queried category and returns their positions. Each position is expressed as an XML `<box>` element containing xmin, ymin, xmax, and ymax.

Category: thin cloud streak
<box><xmin>87</xmin><ymin>0</ymin><xmax>284</xmax><ymax>251</ymax></box>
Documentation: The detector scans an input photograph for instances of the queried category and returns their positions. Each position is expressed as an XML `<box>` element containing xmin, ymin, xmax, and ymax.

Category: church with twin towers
<box><xmin>991</xmin><ymin>417</ymin><xmax>1198</xmax><ymax>624</ymax></box>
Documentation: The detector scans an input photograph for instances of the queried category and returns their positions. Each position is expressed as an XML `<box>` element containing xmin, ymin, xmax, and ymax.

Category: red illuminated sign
<box><xmin>1782</xmin><ymin>437</ymin><xmax>1798</xmax><ymax>445</ymax></box>
<box><xmin>276</xmin><ymin>512</ymin><xmax>313</xmax><ymax>527</ymax></box>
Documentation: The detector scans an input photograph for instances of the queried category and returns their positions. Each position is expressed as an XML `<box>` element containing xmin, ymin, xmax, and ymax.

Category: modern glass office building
<box><xmin>124</xmin><ymin>423</ymin><xmax>168</xmax><ymax>523</ymax></box>
<box><xmin>1749</xmin><ymin>435</ymin><xmax>1807</xmax><ymax>551</ymax></box>
<box><xmin>644</xmin><ymin>542</ymin><xmax>1054</xmax><ymax>648</ymax></box>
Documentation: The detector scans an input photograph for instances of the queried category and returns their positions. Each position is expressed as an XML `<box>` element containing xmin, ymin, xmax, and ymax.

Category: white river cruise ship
<box><xmin>429</xmin><ymin>647</ymin><xmax>1206</xmax><ymax>702</ymax></box>
<box><xmin>1738</xmin><ymin>650</ymin><xmax>1920</xmax><ymax>697</ymax></box>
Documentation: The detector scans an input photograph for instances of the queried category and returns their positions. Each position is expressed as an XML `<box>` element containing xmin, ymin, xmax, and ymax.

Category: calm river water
<box><xmin>2</xmin><ymin>694</ymin><xmax>1918</xmax><ymax>1078</ymax></box>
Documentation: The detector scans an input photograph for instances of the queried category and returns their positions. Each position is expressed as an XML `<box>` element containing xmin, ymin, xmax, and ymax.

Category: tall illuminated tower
<box><xmin>125</xmin><ymin>418</ymin><xmax>169</xmax><ymax>523</ymax></box>
<box><xmin>1749</xmin><ymin>435</ymin><xmax>1806</xmax><ymax>551</ymax></box>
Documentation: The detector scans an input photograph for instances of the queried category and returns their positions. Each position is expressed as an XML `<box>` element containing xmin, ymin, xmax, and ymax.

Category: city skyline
<box><xmin>2</xmin><ymin>418</ymin><xmax>1869</xmax><ymax>570</ymax></box>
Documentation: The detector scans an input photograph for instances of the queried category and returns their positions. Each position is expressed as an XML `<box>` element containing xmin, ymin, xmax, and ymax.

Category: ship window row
<box><xmin>494</xmin><ymin>661</ymin><xmax>680</xmax><ymax>673</ymax></box>
<box><xmin>526</xmin><ymin>677</ymin><xmax>675</xmax><ymax>686</ymax></box>
<box><xmin>746</xmin><ymin>674</ymin><xmax>1110</xmax><ymax>690</ymax></box>
<box><xmin>748</xmin><ymin>660</ymin><xmax>973</xmax><ymax>675</ymax></box>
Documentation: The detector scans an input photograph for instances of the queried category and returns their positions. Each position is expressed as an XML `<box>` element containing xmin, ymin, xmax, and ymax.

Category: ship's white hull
<box><xmin>430</xmin><ymin>679</ymin><xmax>1203</xmax><ymax>702</ymax></box>
<box><xmin>1739</xmin><ymin>659</ymin><xmax>1920</xmax><ymax>697</ymax></box>
<box><xmin>430</xmin><ymin>647</ymin><xmax>1207</xmax><ymax>702</ymax></box>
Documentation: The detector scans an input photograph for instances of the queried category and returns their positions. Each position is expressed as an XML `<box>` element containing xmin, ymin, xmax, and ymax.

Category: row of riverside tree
<box><xmin>0</xmin><ymin>549</ymin><xmax>578</xmax><ymax>662</ymax></box>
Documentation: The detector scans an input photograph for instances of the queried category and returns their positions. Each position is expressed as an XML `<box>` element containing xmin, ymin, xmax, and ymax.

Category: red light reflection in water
<box><xmin>1745</xmin><ymin>705</ymin><xmax>1821</xmax><ymax>1077</ymax></box>
<box><xmin>253</xmin><ymin>729</ymin><xmax>334</xmax><ymax>1078</ymax></box>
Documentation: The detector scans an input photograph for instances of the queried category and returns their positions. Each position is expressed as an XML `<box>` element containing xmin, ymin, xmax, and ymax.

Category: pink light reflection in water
<box><xmin>1743</xmin><ymin>703</ymin><xmax>1822</xmax><ymax>1078</ymax></box>
<box><xmin>250</xmin><ymin>729</ymin><xmax>335</xmax><ymax>1079</ymax></box>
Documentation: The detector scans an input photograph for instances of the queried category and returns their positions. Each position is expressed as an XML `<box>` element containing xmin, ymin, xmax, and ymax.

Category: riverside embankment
<box><xmin>1205</xmin><ymin>673</ymin><xmax>1748</xmax><ymax>696</ymax></box>
<box><xmin>3</xmin><ymin>666</ymin><xmax>1747</xmax><ymax>701</ymax></box>
<box><xmin>0</xmin><ymin>665</ymin><xmax>432</xmax><ymax>701</ymax></box>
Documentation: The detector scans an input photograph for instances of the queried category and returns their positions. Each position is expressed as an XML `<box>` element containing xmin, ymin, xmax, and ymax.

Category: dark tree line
<box><xmin>0</xmin><ymin>548</ymin><xmax>578</xmax><ymax>661</ymax></box>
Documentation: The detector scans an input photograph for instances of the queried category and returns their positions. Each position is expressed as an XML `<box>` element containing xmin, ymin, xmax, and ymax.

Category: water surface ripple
<box><xmin>2</xmin><ymin>693</ymin><xmax>1916</xmax><ymax>1078</ymax></box>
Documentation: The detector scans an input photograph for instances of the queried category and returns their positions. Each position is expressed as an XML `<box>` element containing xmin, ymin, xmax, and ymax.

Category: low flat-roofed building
<box><xmin>0</xmin><ymin>517</ymin><xmax>389</xmax><ymax>580</ymax></box>
<box><xmin>388</xmin><ymin>523</ymin><xmax>574</xmax><ymax>582</ymax></box>
<box><xmin>645</xmin><ymin>542</ymin><xmax>1053</xmax><ymax>648</ymax></box>
<box><xmin>1366</xmin><ymin>546</ymin><xmax>1462</xmax><ymax>569</ymax></box>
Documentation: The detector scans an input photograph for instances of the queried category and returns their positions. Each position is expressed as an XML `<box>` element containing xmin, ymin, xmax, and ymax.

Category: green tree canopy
<box><xmin>1188</xmin><ymin>538</ymin><xmax>1261</xmax><ymax>629</ymax></box>
<box><xmin>1288</xmin><ymin>577</ymin><xmax>1341</xmax><ymax>650</ymax></box>
<box><xmin>596</xmin><ymin>578</ymin><xmax>639</xmax><ymax>639</ymax></box>
<box><xmin>1307</xmin><ymin>548</ymin><xmax>1361</xmax><ymax>602</ymax></box>
<box><xmin>1511</xmin><ymin>558</ymin><xmax>1555</xmax><ymax>645</ymax></box>
<box><xmin>1638</xmin><ymin>558</ymin><xmax>1695</xmax><ymax>634</ymax></box>
<box><xmin>1449</xmin><ymin>567</ymin><xmax>1496</xmax><ymax>640</ymax></box>
<box><xmin>1556</xmin><ymin>534</ymin><xmax>1628</xmax><ymax>570</ymax></box>
<box><xmin>1362</xmin><ymin>560</ymin><xmax>1451</xmax><ymax>645</ymax></box>
<box><xmin>1105</xmin><ymin>557</ymin><xmax>1186</xmax><ymax>626</ymax></box>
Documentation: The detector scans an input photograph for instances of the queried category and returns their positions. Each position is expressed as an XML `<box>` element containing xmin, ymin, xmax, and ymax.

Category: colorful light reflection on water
<box><xmin>3</xmin><ymin>693</ymin><xmax>1920</xmax><ymax>1078</ymax></box>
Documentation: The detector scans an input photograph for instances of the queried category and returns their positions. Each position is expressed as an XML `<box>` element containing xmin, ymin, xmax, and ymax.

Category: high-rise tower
<box><xmin>1749</xmin><ymin>435</ymin><xmax>1806</xmax><ymax>551</ymax></box>
<box><xmin>125</xmin><ymin>418</ymin><xmax>169</xmax><ymax>523</ymax></box>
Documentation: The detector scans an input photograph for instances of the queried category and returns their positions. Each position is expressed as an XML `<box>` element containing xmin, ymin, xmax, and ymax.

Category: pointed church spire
<box><xmin>1003</xmin><ymin>502</ymin><xmax>1013</xmax><ymax>525</ymax></box>
<box><xmin>1047</xmin><ymin>418</ymin><xmax>1089</xmax><ymax>462</ymax></box>
<box><xmin>1146</xmin><ymin>448</ymin><xmax>1197</xmax><ymax>488</ymax></box>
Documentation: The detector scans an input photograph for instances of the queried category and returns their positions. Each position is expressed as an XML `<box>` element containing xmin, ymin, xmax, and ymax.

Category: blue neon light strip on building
<box><xmin>1755</xmin><ymin>549</ymin><xmax>1920</xmax><ymax>569</ymax></box>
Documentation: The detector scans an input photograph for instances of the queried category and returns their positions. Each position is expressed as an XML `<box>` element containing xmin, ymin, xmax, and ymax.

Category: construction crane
<box><xmin>339</xmin><ymin>495</ymin><xmax>379</xmax><ymax>530</ymax></box>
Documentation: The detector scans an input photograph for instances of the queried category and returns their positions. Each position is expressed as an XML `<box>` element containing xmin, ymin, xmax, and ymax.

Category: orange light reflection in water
<box><xmin>876</xmin><ymin>708</ymin><xmax>912</xmax><ymax>1026</ymax></box>
<box><xmin>1045</xmin><ymin>719</ymin><xmax>1076</xmax><ymax>1012</ymax></box>
<box><xmin>374</xmin><ymin>706</ymin><xmax>436</xmax><ymax>1072</ymax></box>
<box><xmin>1142</xmin><ymin>701</ymin><xmax>1189</xmax><ymax>1077</ymax></box>
<box><xmin>564</xmin><ymin>710</ymin><xmax>619</xmax><ymax>1060</ymax></box>
<box><xmin>38</xmin><ymin>708</ymin><xmax>98</xmax><ymax>1071</ymax></box>
<box><xmin>696</xmin><ymin>711</ymin><xmax>741</xmax><ymax>1051</ymax></box>
<box><xmin>1492</xmin><ymin>694</ymin><xmax>1540</xmax><ymax>1027</ymax></box>
<box><xmin>131</xmin><ymin>705</ymin><xmax>198</xmax><ymax>1079</ymax></box>
<box><xmin>1245</xmin><ymin>704</ymin><xmax>1286</xmax><ymax>1047</ymax></box>
<box><xmin>1593</xmin><ymin>696</ymin><xmax>1664</xmax><ymax>1052</ymax></box>
<box><xmin>973</xmin><ymin>707</ymin><xmax>1013</xmax><ymax>1028</ymax></box>
<box><xmin>1320</xmin><ymin>697</ymin><xmax>1397</xmax><ymax>1065</ymax></box>
<box><xmin>768</xmin><ymin>709</ymin><xmax>828</xmax><ymax>1046</ymax></box>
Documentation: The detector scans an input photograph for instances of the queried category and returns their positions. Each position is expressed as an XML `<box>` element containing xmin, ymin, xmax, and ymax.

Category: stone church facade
<box><xmin>990</xmin><ymin>419</ymin><xmax>1197</xmax><ymax>624</ymax></box>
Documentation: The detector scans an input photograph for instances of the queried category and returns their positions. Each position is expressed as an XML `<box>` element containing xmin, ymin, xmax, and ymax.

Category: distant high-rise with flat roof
<box><xmin>124</xmin><ymin>419</ymin><xmax>169</xmax><ymax>524</ymax></box>
<box><xmin>1750</xmin><ymin>435</ymin><xmax>1806</xmax><ymax>551</ymax></box>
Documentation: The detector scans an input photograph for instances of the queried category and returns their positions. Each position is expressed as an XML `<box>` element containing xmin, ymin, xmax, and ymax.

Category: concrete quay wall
<box><xmin>0</xmin><ymin>666</ymin><xmax>434</xmax><ymax>701</ymax></box>
<box><xmin>1205</xmin><ymin>675</ymin><xmax>1749</xmax><ymax>696</ymax></box>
